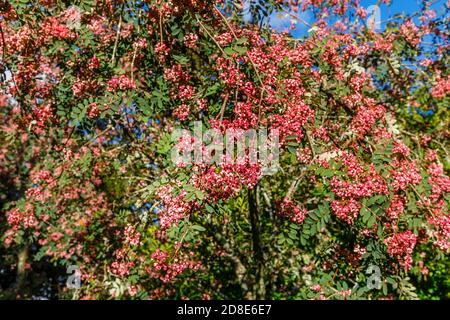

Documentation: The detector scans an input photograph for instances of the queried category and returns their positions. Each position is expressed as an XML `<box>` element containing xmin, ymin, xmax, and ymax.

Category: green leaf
<box><xmin>184</xmin><ymin>185</ymin><xmax>196</xmax><ymax>192</ymax></box>
<box><xmin>184</xmin><ymin>192</ymin><xmax>196</xmax><ymax>202</ymax></box>
<box><xmin>367</xmin><ymin>215</ymin><xmax>377</xmax><ymax>228</ymax></box>
<box><xmin>173</xmin><ymin>54</ymin><xmax>189</xmax><ymax>65</ymax></box>
<box><xmin>235</xmin><ymin>37</ymin><xmax>248</xmax><ymax>45</ymax></box>
<box><xmin>233</xmin><ymin>46</ymin><xmax>248</xmax><ymax>55</ymax></box>
<box><xmin>224</xmin><ymin>47</ymin><xmax>235</xmax><ymax>56</ymax></box>
<box><xmin>361</xmin><ymin>207</ymin><xmax>371</xmax><ymax>223</ymax></box>
<box><xmin>195</xmin><ymin>190</ymin><xmax>204</xmax><ymax>200</ymax></box>
<box><xmin>192</xmin><ymin>225</ymin><xmax>206</xmax><ymax>232</ymax></box>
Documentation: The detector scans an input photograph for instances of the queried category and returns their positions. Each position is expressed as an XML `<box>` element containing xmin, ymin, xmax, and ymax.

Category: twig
<box><xmin>111</xmin><ymin>5</ymin><xmax>124</xmax><ymax>64</ymax></box>
<box><xmin>219</xmin><ymin>93</ymin><xmax>230</xmax><ymax>124</ymax></box>
<box><xmin>280</xmin><ymin>8</ymin><xmax>312</xmax><ymax>28</ymax></box>
<box><xmin>284</xmin><ymin>169</ymin><xmax>307</xmax><ymax>201</ymax></box>
<box><xmin>305</xmin><ymin>130</ymin><xmax>317</xmax><ymax>159</ymax></box>
<box><xmin>131</xmin><ymin>9</ymin><xmax>143</xmax><ymax>80</ymax></box>
<box><xmin>196</xmin><ymin>17</ymin><xmax>228</xmax><ymax>57</ymax></box>
<box><xmin>81</xmin><ymin>124</ymin><xmax>113</xmax><ymax>147</ymax></box>
<box><xmin>171</xmin><ymin>221</ymin><xmax>191</xmax><ymax>261</ymax></box>
<box><xmin>159</xmin><ymin>14</ymin><xmax>163</xmax><ymax>43</ymax></box>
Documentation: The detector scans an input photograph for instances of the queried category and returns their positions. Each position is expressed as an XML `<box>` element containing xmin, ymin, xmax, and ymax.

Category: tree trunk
<box><xmin>248</xmin><ymin>187</ymin><xmax>266</xmax><ymax>299</ymax></box>
<box><xmin>15</xmin><ymin>245</ymin><xmax>29</xmax><ymax>298</ymax></box>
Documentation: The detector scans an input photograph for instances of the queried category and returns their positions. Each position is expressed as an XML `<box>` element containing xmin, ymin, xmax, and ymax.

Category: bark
<box><xmin>248</xmin><ymin>187</ymin><xmax>266</xmax><ymax>299</ymax></box>
<box><xmin>15</xmin><ymin>245</ymin><xmax>29</xmax><ymax>297</ymax></box>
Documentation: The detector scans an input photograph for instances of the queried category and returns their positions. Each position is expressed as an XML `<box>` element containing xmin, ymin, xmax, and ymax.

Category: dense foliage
<box><xmin>0</xmin><ymin>0</ymin><xmax>449</xmax><ymax>300</ymax></box>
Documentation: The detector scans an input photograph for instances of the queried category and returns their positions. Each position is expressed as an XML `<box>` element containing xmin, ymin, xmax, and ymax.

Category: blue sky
<box><xmin>264</xmin><ymin>0</ymin><xmax>448</xmax><ymax>38</ymax></box>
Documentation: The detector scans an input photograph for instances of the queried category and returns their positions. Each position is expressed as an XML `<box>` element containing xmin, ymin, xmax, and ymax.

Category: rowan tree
<box><xmin>0</xmin><ymin>0</ymin><xmax>448</xmax><ymax>299</ymax></box>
